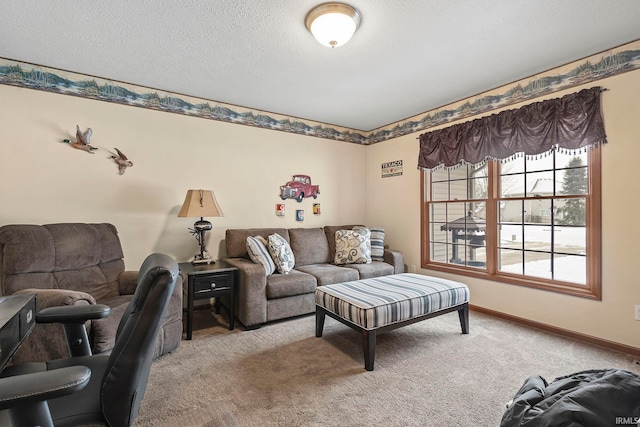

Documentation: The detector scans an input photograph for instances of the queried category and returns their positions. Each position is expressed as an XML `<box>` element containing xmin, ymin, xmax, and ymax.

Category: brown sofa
<box><xmin>224</xmin><ymin>225</ymin><xmax>404</xmax><ymax>329</ymax></box>
<box><xmin>0</xmin><ymin>223</ymin><xmax>183</xmax><ymax>363</ymax></box>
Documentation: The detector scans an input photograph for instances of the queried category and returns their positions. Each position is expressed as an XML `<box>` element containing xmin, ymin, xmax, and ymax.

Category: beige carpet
<box><xmin>134</xmin><ymin>309</ymin><xmax>640</xmax><ymax>427</ymax></box>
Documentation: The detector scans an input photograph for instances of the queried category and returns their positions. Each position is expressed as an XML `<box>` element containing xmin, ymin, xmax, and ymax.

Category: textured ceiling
<box><xmin>2</xmin><ymin>1</ymin><xmax>640</xmax><ymax>131</ymax></box>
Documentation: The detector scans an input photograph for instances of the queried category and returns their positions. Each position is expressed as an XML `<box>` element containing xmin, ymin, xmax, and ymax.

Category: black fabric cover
<box><xmin>501</xmin><ymin>369</ymin><xmax>640</xmax><ymax>427</ymax></box>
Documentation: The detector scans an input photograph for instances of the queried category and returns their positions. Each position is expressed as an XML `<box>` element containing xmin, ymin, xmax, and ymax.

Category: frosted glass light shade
<box><xmin>305</xmin><ymin>3</ymin><xmax>361</xmax><ymax>48</ymax></box>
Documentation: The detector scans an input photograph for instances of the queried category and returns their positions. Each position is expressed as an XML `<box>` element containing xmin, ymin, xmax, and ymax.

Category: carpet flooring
<box><xmin>134</xmin><ymin>309</ymin><xmax>640</xmax><ymax>427</ymax></box>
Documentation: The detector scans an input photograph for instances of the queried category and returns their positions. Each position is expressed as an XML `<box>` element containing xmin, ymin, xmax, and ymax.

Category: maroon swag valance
<box><xmin>417</xmin><ymin>87</ymin><xmax>607</xmax><ymax>170</ymax></box>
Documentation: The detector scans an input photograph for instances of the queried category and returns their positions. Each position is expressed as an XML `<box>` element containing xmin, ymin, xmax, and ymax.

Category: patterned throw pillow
<box><xmin>246</xmin><ymin>235</ymin><xmax>276</xmax><ymax>276</ymax></box>
<box><xmin>368</xmin><ymin>227</ymin><xmax>385</xmax><ymax>262</ymax></box>
<box><xmin>267</xmin><ymin>233</ymin><xmax>295</xmax><ymax>274</ymax></box>
<box><xmin>334</xmin><ymin>229</ymin><xmax>371</xmax><ymax>265</ymax></box>
<box><xmin>353</xmin><ymin>226</ymin><xmax>385</xmax><ymax>262</ymax></box>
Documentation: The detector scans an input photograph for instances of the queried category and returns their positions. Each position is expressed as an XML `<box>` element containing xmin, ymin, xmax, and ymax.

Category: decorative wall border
<box><xmin>1</xmin><ymin>39</ymin><xmax>639</xmax><ymax>145</ymax></box>
<box><xmin>369</xmin><ymin>39</ymin><xmax>640</xmax><ymax>144</ymax></box>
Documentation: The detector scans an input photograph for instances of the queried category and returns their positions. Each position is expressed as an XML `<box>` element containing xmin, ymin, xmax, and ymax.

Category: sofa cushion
<box><xmin>267</xmin><ymin>233</ymin><xmax>295</xmax><ymax>274</ymax></box>
<box><xmin>334</xmin><ymin>229</ymin><xmax>371</xmax><ymax>265</ymax></box>
<box><xmin>288</xmin><ymin>227</ymin><xmax>331</xmax><ymax>266</ymax></box>
<box><xmin>225</xmin><ymin>228</ymin><xmax>289</xmax><ymax>259</ymax></box>
<box><xmin>246</xmin><ymin>236</ymin><xmax>276</xmax><ymax>275</ymax></box>
<box><xmin>342</xmin><ymin>261</ymin><xmax>395</xmax><ymax>279</ymax></box>
<box><xmin>0</xmin><ymin>223</ymin><xmax>124</xmax><ymax>298</ymax></box>
<box><xmin>266</xmin><ymin>270</ymin><xmax>316</xmax><ymax>299</ymax></box>
<box><xmin>295</xmin><ymin>264</ymin><xmax>359</xmax><ymax>286</ymax></box>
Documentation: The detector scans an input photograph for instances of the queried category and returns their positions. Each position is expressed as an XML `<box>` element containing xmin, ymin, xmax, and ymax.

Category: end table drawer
<box><xmin>193</xmin><ymin>274</ymin><xmax>233</xmax><ymax>297</ymax></box>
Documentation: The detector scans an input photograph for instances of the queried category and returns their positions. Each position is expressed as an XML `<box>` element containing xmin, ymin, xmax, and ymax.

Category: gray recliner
<box><xmin>0</xmin><ymin>223</ymin><xmax>182</xmax><ymax>363</ymax></box>
<box><xmin>0</xmin><ymin>252</ymin><xmax>179</xmax><ymax>427</ymax></box>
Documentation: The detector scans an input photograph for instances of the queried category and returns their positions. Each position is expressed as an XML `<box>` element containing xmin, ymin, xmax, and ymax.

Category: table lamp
<box><xmin>178</xmin><ymin>189</ymin><xmax>224</xmax><ymax>264</ymax></box>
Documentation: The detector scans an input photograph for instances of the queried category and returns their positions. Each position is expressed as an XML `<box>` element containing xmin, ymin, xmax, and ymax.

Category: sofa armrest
<box><xmin>118</xmin><ymin>270</ymin><xmax>139</xmax><ymax>295</ymax></box>
<box><xmin>224</xmin><ymin>257</ymin><xmax>268</xmax><ymax>328</ymax></box>
<box><xmin>383</xmin><ymin>249</ymin><xmax>405</xmax><ymax>274</ymax></box>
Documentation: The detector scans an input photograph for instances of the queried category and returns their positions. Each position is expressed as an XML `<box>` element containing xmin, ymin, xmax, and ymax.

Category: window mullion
<box><xmin>586</xmin><ymin>148</ymin><xmax>602</xmax><ymax>299</ymax></box>
<box><xmin>485</xmin><ymin>161</ymin><xmax>499</xmax><ymax>275</ymax></box>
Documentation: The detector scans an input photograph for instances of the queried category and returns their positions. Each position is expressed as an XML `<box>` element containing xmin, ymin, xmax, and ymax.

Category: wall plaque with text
<box><xmin>381</xmin><ymin>160</ymin><xmax>403</xmax><ymax>178</ymax></box>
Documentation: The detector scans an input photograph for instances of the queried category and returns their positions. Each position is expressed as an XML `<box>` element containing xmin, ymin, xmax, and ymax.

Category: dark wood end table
<box><xmin>179</xmin><ymin>260</ymin><xmax>238</xmax><ymax>340</ymax></box>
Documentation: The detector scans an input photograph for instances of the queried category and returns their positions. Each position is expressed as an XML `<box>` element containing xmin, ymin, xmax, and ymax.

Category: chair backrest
<box><xmin>100</xmin><ymin>252</ymin><xmax>178</xmax><ymax>427</ymax></box>
<box><xmin>0</xmin><ymin>223</ymin><xmax>125</xmax><ymax>300</ymax></box>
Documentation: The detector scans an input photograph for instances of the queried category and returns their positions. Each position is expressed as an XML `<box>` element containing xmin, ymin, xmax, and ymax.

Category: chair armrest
<box><xmin>36</xmin><ymin>304</ymin><xmax>110</xmax><ymax>357</ymax></box>
<box><xmin>10</xmin><ymin>289</ymin><xmax>98</xmax><ymax>363</ymax></box>
<box><xmin>0</xmin><ymin>366</ymin><xmax>91</xmax><ymax>410</ymax></box>
<box><xmin>118</xmin><ymin>270</ymin><xmax>139</xmax><ymax>295</ymax></box>
<box><xmin>383</xmin><ymin>249</ymin><xmax>405</xmax><ymax>274</ymax></box>
<box><xmin>37</xmin><ymin>304</ymin><xmax>110</xmax><ymax>324</ymax></box>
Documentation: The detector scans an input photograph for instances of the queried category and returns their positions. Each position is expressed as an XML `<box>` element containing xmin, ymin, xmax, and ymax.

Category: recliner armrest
<box><xmin>0</xmin><ymin>365</ymin><xmax>91</xmax><ymax>409</ymax></box>
<box><xmin>37</xmin><ymin>304</ymin><xmax>111</xmax><ymax>324</ymax></box>
<box><xmin>14</xmin><ymin>288</ymin><xmax>96</xmax><ymax>310</ymax></box>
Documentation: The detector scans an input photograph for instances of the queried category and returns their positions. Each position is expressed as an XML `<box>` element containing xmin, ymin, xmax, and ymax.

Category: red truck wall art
<box><xmin>279</xmin><ymin>175</ymin><xmax>320</xmax><ymax>203</ymax></box>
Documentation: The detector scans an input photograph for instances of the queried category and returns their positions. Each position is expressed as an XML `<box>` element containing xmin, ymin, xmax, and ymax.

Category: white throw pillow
<box><xmin>246</xmin><ymin>235</ymin><xmax>276</xmax><ymax>276</ymax></box>
<box><xmin>267</xmin><ymin>233</ymin><xmax>295</xmax><ymax>274</ymax></box>
<box><xmin>334</xmin><ymin>229</ymin><xmax>371</xmax><ymax>265</ymax></box>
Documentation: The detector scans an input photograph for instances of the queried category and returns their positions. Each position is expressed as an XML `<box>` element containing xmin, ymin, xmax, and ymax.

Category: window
<box><xmin>429</xmin><ymin>163</ymin><xmax>487</xmax><ymax>269</ymax></box>
<box><xmin>421</xmin><ymin>148</ymin><xmax>601</xmax><ymax>299</ymax></box>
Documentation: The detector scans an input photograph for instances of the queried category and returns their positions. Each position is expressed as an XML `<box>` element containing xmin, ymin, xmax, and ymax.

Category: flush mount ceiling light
<box><xmin>305</xmin><ymin>2</ymin><xmax>361</xmax><ymax>48</ymax></box>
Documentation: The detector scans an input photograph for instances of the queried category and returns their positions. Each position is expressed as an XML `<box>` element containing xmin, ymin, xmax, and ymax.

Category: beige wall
<box><xmin>2</xmin><ymin>66</ymin><xmax>640</xmax><ymax>350</ymax></box>
<box><xmin>365</xmin><ymin>69</ymin><xmax>640</xmax><ymax>349</ymax></box>
<box><xmin>0</xmin><ymin>84</ymin><xmax>367</xmax><ymax>268</ymax></box>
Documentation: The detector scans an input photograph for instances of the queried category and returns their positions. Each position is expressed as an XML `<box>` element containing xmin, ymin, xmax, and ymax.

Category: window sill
<box><xmin>420</xmin><ymin>261</ymin><xmax>601</xmax><ymax>300</ymax></box>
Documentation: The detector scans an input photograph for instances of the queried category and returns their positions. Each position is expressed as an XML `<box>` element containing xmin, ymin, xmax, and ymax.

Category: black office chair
<box><xmin>0</xmin><ymin>252</ymin><xmax>179</xmax><ymax>427</ymax></box>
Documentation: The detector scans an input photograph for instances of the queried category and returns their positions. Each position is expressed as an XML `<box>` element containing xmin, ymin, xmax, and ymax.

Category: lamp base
<box><xmin>191</xmin><ymin>255</ymin><xmax>215</xmax><ymax>265</ymax></box>
<box><xmin>190</xmin><ymin>218</ymin><xmax>215</xmax><ymax>265</ymax></box>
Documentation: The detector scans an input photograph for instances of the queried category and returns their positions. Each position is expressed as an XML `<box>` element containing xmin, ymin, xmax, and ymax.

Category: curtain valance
<box><xmin>417</xmin><ymin>87</ymin><xmax>607</xmax><ymax>170</ymax></box>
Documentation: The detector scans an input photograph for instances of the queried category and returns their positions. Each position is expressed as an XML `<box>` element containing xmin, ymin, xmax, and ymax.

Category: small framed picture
<box><xmin>276</xmin><ymin>204</ymin><xmax>285</xmax><ymax>216</ymax></box>
<box><xmin>313</xmin><ymin>203</ymin><xmax>321</xmax><ymax>215</ymax></box>
<box><xmin>296</xmin><ymin>209</ymin><xmax>304</xmax><ymax>221</ymax></box>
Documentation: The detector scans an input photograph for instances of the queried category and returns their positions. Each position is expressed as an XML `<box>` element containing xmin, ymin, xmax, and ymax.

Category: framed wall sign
<box><xmin>382</xmin><ymin>160</ymin><xmax>403</xmax><ymax>178</ymax></box>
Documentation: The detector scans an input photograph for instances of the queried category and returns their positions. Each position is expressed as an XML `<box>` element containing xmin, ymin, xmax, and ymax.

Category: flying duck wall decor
<box><xmin>110</xmin><ymin>148</ymin><xmax>134</xmax><ymax>175</ymax></box>
<box><xmin>62</xmin><ymin>125</ymin><xmax>97</xmax><ymax>153</ymax></box>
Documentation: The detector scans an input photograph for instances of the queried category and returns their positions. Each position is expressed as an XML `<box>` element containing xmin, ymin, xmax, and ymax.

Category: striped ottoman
<box><xmin>315</xmin><ymin>273</ymin><xmax>469</xmax><ymax>371</ymax></box>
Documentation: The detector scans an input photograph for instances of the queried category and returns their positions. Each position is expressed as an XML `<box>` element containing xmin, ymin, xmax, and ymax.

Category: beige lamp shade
<box><xmin>177</xmin><ymin>189</ymin><xmax>224</xmax><ymax>218</ymax></box>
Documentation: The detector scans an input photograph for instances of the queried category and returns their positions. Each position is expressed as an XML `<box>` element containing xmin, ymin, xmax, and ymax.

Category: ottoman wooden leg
<box><xmin>315</xmin><ymin>307</ymin><xmax>326</xmax><ymax>337</ymax></box>
<box><xmin>458</xmin><ymin>303</ymin><xmax>469</xmax><ymax>334</ymax></box>
<box><xmin>363</xmin><ymin>329</ymin><xmax>376</xmax><ymax>371</ymax></box>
